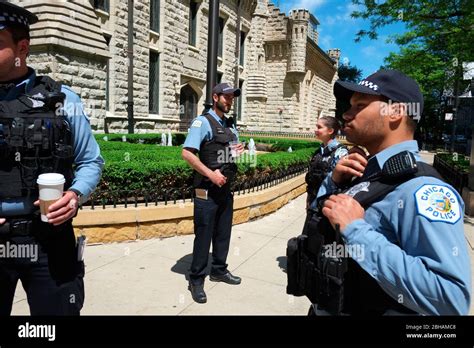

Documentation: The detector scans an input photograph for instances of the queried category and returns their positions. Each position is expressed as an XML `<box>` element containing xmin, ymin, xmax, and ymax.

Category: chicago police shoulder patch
<box><xmin>191</xmin><ymin>120</ymin><xmax>202</xmax><ymax>128</ymax></box>
<box><xmin>414</xmin><ymin>184</ymin><xmax>461</xmax><ymax>224</ymax></box>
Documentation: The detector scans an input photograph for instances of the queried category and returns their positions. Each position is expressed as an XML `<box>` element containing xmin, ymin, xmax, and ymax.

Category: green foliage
<box><xmin>352</xmin><ymin>0</ymin><xmax>474</xmax><ymax>64</ymax></box>
<box><xmin>437</xmin><ymin>153</ymin><xmax>470</xmax><ymax>173</ymax></box>
<box><xmin>351</xmin><ymin>0</ymin><xmax>474</xmax><ymax>145</ymax></box>
<box><xmin>239</xmin><ymin>136</ymin><xmax>319</xmax><ymax>151</ymax></box>
<box><xmin>95</xmin><ymin>133</ymin><xmax>188</xmax><ymax>146</ymax></box>
<box><xmin>95</xmin><ymin>139</ymin><xmax>319</xmax><ymax>195</ymax></box>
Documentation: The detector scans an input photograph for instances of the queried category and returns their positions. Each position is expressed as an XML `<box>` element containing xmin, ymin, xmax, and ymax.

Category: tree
<box><xmin>335</xmin><ymin>63</ymin><xmax>363</xmax><ymax>119</ymax></box>
<box><xmin>338</xmin><ymin>64</ymin><xmax>363</xmax><ymax>83</ymax></box>
<box><xmin>383</xmin><ymin>45</ymin><xmax>447</xmax><ymax>140</ymax></box>
<box><xmin>352</xmin><ymin>0</ymin><xmax>474</xmax><ymax>64</ymax></box>
<box><xmin>352</xmin><ymin>0</ymin><xmax>474</xmax><ymax>149</ymax></box>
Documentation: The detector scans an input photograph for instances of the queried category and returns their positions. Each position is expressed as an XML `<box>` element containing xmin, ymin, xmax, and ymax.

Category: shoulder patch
<box><xmin>191</xmin><ymin>120</ymin><xmax>202</xmax><ymax>128</ymax></box>
<box><xmin>414</xmin><ymin>184</ymin><xmax>461</xmax><ymax>224</ymax></box>
<box><xmin>345</xmin><ymin>181</ymin><xmax>370</xmax><ymax>197</ymax></box>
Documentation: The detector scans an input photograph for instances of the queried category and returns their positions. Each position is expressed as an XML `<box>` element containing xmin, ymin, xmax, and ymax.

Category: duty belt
<box><xmin>0</xmin><ymin>219</ymin><xmax>34</xmax><ymax>237</ymax></box>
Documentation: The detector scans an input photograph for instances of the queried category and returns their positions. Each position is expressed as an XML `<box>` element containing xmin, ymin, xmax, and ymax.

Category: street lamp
<box><xmin>203</xmin><ymin>0</ymin><xmax>220</xmax><ymax>114</ymax></box>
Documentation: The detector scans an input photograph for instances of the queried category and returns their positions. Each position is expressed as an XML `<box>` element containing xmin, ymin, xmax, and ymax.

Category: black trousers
<box><xmin>0</xmin><ymin>221</ymin><xmax>84</xmax><ymax>316</ymax></box>
<box><xmin>189</xmin><ymin>191</ymin><xmax>234</xmax><ymax>285</ymax></box>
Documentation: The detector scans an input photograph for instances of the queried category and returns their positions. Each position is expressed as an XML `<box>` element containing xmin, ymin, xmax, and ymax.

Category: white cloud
<box><xmin>319</xmin><ymin>34</ymin><xmax>333</xmax><ymax>49</ymax></box>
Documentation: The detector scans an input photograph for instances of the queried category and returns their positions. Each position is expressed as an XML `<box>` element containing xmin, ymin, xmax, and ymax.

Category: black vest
<box><xmin>305</xmin><ymin>143</ymin><xmax>345</xmax><ymax>201</ymax></box>
<box><xmin>288</xmin><ymin>152</ymin><xmax>444</xmax><ymax>315</ymax></box>
<box><xmin>0</xmin><ymin>76</ymin><xmax>74</xmax><ymax>217</ymax></box>
<box><xmin>193</xmin><ymin>113</ymin><xmax>238</xmax><ymax>191</ymax></box>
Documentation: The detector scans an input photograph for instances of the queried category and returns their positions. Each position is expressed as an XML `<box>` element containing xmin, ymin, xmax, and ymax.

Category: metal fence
<box><xmin>433</xmin><ymin>155</ymin><xmax>469</xmax><ymax>193</ymax></box>
<box><xmin>239</xmin><ymin>131</ymin><xmax>315</xmax><ymax>139</ymax></box>
<box><xmin>80</xmin><ymin>164</ymin><xmax>308</xmax><ymax>210</ymax></box>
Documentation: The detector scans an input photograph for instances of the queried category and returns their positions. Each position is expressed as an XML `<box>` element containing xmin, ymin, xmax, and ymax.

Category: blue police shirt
<box><xmin>183</xmin><ymin>109</ymin><xmax>238</xmax><ymax>151</ymax></box>
<box><xmin>0</xmin><ymin>68</ymin><xmax>104</xmax><ymax>203</ymax></box>
<box><xmin>320</xmin><ymin>139</ymin><xmax>348</xmax><ymax>170</ymax></box>
<box><xmin>317</xmin><ymin>140</ymin><xmax>471</xmax><ymax>315</ymax></box>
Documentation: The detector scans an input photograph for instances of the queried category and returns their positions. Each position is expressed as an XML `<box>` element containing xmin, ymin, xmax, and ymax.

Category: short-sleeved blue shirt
<box><xmin>183</xmin><ymin>109</ymin><xmax>238</xmax><ymax>151</ymax></box>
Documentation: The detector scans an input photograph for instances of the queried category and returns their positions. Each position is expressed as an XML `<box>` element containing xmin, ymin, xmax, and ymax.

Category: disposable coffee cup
<box><xmin>37</xmin><ymin>173</ymin><xmax>65</xmax><ymax>222</ymax></box>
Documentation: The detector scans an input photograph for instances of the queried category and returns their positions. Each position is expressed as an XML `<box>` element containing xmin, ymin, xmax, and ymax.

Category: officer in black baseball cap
<box><xmin>299</xmin><ymin>69</ymin><xmax>470</xmax><ymax>316</ymax></box>
<box><xmin>212</xmin><ymin>82</ymin><xmax>241</xmax><ymax>97</ymax></box>
<box><xmin>335</xmin><ymin>69</ymin><xmax>424</xmax><ymax>120</ymax></box>
<box><xmin>0</xmin><ymin>1</ymin><xmax>38</xmax><ymax>30</ymax></box>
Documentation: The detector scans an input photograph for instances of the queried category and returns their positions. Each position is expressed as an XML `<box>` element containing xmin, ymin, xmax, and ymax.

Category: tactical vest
<box><xmin>0</xmin><ymin>76</ymin><xmax>74</xmax><ymax>217</ymax></box>
<box><xmin>287</xmin><ymin>152</ymin><xmax>444</xmax><ymax>315</ymax></box>
<box><xmin>193</xmin><ymin>113</ymin><xmax>238</xmax><ymax>192</ymax></box>
<box><xmin>305</xmin><ymin>143</ymin><xmax>345</xmax><ymax>202</ymax></box>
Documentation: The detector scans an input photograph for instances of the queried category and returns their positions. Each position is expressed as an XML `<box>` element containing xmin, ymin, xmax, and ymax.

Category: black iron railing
<box><xmin>433</xmin><ymin>155</ymin><xmax>469</xmax><ymax>193</ymax></box>
<box><xmin>239</xmin><ymin>131</ymin><xmax>315</xmax><ymax>139</ymax></box>
<box><xmin>80</xmin><ymin>164</ymin><xmax>307</xmax><ymax>210</ymax></box>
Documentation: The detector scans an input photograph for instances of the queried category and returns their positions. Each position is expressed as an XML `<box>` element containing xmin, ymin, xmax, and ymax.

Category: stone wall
<box><xmin>244</xmin><ymin>3</ymin><xmax>338</xmax><ymax>132</ymax></box>
<box><xmin>19</xmin><ymin>0</ymin><xmax>110</xmax><ymax>130</ymax></box>
<box><xmin>21</xmin><ymin>0</ymin><xmax>338</xmax><ymax>134</ymax></box>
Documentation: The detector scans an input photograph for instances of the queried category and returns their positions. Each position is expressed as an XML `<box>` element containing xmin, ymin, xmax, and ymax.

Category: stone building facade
<box><xmin>17</xmin><ymin>0</ymin><xmax>338</xmax><ymax>133</ymax></box>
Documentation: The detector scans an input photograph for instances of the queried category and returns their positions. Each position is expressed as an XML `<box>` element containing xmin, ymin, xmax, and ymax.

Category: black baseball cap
<box><xmin>334</xmin><ymin>69</ymin><xmax>424</xmax><ymax>120</ymax></box>
<box><xmin>213</xmin><ymin>82</ymin><xmax>241</xmax><ymax>97</ymax></box>
<box><xmin>0</xmin><ymin>1</ymin><xmax>38</xmax><ymax>31</ymax></box>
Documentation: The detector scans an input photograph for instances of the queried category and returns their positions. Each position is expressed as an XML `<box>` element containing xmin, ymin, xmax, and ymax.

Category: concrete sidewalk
<box><xmin>11</xmin><ymin>192</ymin><xmax>474</xmax><ymax>315</ymax></box>
<box><xmin>12</xmin><ymin>194</ymin><xmax>312</xmax><ymax>315</ymax></box>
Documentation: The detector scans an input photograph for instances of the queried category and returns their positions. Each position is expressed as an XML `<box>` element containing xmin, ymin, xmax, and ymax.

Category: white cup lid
<box><xmin>37</xmin><ymin>173</ymin><xmax>66</xmax><ymax>185</ymax></box>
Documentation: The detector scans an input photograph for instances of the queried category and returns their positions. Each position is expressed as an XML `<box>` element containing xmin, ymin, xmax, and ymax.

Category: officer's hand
<box><xmin>234</xmin><ymin>143</ymin><xmax>245</xmax><ymax>155</ymax></box>
<box><xmin>0</xmin><ymin>218</ymin><xmax>5</xmax><ymax>225</ymax></box>
<box><xmin>322</xmin><ymin>194</ymin><xmax>365</xmax><ymax>232</ymax></box>
<box><xmin>33</xmin><ymin>191</ymin><xmax>79</xmax><ymax>226</ymax></box>
<box><xmin>332</xmin><ymin>153</ymin><xmax>368</xmax><ymax>185</ymax></box>
<box><xmin>210</xmin><ymin>169</ymin><xmax>227</xmax><ymax>187</ymax></box>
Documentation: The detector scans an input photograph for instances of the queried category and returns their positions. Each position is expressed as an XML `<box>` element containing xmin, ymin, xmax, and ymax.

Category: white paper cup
<box><xmin>37</xmin><ymin>173</ymin><xmax>65</xmax><ymax>222</ymax></box>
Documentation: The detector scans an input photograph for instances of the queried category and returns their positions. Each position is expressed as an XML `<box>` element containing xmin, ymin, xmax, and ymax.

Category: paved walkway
<box><xmin>11</xmin><ymin>151</ymin><xmax>474</xmax><ymax>315</ymax></box>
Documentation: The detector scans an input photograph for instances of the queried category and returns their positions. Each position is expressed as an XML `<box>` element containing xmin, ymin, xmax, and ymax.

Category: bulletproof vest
<box><xmin>193</xmin><ymin>113</ymin><xmax>238</xmax><ymax>191</ymax></box>
<box><xmin>0</xmin><ymin>76</ymin><xmax>74</xmax><ymax>216</ymax></box>
<box><xmin>305</xmin><ymin>143</ymin><xmax>345</xmax><ymax>196</ymax></box>
<box><xmin>288</xmin><ymin>151</ymin><xmax>444</xmax><ymax>315</ymax></box>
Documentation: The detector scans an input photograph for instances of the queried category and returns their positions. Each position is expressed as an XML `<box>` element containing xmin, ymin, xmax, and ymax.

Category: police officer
<box><xmin>0</xmin><ymin>2</ymin><xmax>104</xmax><ymax>315</ymax></box>
<box><xmin>182</xmin><ymin>83</ymin><xmax>243</xmax><ymax>303</ymax></box>
<box><xmin>290</xmin><ymin>69</ymin><xmax>471</xmax><ymax>315</ymax></box>
<box><xmin>305</xmin><ymin>116</ymin><xmax>347</xmax><ymax>208</ymax></box>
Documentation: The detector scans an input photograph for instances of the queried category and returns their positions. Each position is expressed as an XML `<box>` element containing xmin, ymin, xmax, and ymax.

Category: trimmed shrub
<box><xmin>92</xmin><ymin>135</ymin><xmax>320</xmax><ymax>199</ymax></box>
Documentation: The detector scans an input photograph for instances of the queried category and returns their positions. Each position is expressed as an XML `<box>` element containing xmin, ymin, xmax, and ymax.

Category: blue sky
<box><xmin>274</xmin><ymin>0</ymin><xmax>407</xmax><ymax>78</ymax></box>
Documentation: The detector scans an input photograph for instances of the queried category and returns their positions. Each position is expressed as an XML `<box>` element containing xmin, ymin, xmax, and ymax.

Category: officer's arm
<box><xmin>315</xmin><ymin>147</ymin><xmax>350</xmax><ymax>201</ymax></box>
<box><xmin>342</xmin><ymin>181</ymin><xmax>471</xmax><ymax>315</ymax></box>
<box><xmin>331</xmin><ymin>147</ymin><xmax>349</xmax><ymax>171</ymax></box>
<box><xmin>182</xmin><ymin>147</ymin><xmax>215</xmax><ymax>180</ymax></box>
<box><xmin>315</xmin><ymin>173</ymin><xmax>339</xmax><ymax>200</ymax></box>
<box><xmin>182</xmin><ymin>118</ymin><xmax>216</xmax><ymax>180</ymax></box>
<box><xmin>63</xmin><ymin>87</ymin><xmax>104</xmax><ymax>200</ymax></box>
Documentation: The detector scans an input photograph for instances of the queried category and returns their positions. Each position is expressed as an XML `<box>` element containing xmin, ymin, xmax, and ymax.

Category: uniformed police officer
<box><xmin>306</xmin><ymin>69</ymin><xmax>471</xmax><ymax>315</ymax></box>
<box><xmin>182</xmin><ymin>83</ymin><xmax>243</xmax><ymax>303</ymax></box>
<box><xmin>0</xmin><ymin>2</ymin><xmax>104</xmax><ymax>315</ymax></box>
<box><xmin>305</xmin><ymin>116</ymin><xmax>347</xmax><ymax>208</ymax></box>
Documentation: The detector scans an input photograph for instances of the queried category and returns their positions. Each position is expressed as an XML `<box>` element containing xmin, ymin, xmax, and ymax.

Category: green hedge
<box><xmin>95</xmin><ymin>133</ymin><xmax>319</xmax><ymax>151</ymax></box>
<box><xmin>95</xmin><ymin>138</ymin><xmax>318</xmax><ymax>195</ymax></box>
<box><xmin>436</xmin><ymin>153</ymin><xmax>470</xmax><ymax>173</ymax></box>
<box><xmin>95</xmin><ymin>133</ymin><xmax>188</xmax><ymax>146</ymax></box>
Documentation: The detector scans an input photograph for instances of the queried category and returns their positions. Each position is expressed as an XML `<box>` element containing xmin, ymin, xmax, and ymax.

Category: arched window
<box><xmin>179</xmin><ymin>84</ymin><xmax>199</xmax><ymax>131</ymax></box>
